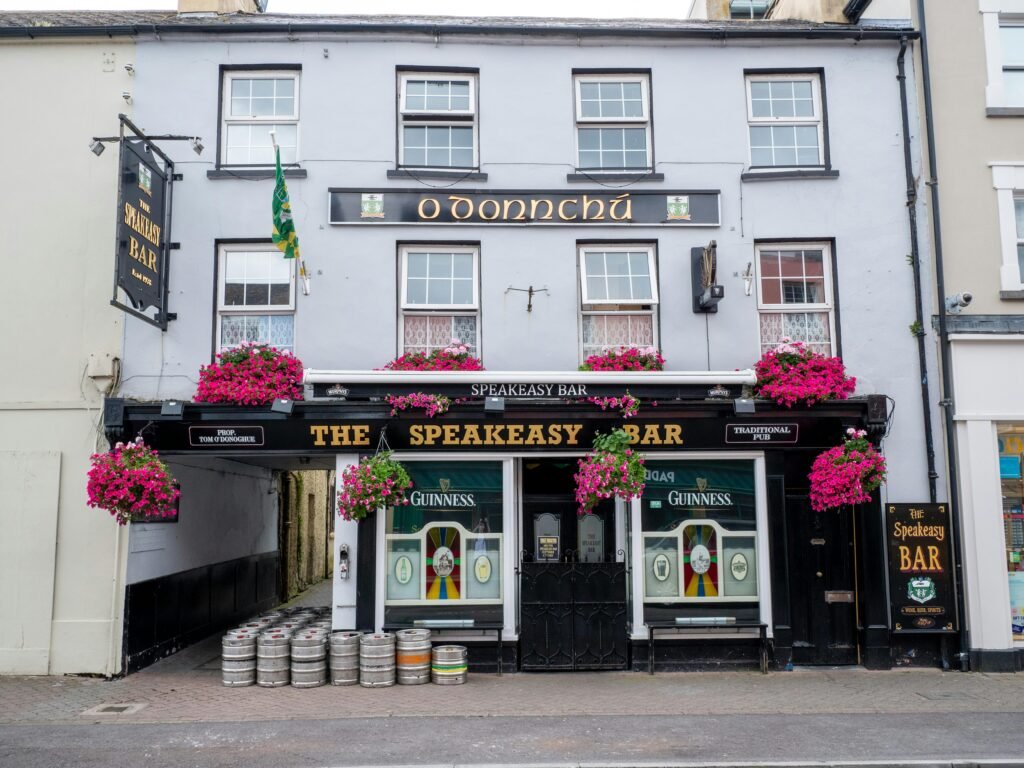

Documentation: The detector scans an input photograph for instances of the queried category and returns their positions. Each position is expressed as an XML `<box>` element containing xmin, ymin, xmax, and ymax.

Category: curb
<box><xmin>326</xmin><ymin>762</ymin><xmax>1024</xmax><ymax>768</ymax></box>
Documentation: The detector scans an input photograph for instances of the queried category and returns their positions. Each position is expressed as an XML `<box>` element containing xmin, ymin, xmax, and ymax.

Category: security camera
<box><xmin>945</xmin><ymin>292</ymin><xmax>973</xmax><ymax>314</ymax></box>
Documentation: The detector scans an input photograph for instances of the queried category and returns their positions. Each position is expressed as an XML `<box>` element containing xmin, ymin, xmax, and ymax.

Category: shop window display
<box><xmin>998</xmin><ymin>425</ymin><xmax>1024</xmax><ymax>641</ymax></box>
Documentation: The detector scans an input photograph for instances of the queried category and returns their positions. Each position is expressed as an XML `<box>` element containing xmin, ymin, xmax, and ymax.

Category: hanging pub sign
<box><xmin>328</xmin><ymin>188</ymin><xmax>721</xmax><ymax>227</ymax></box>
<box><xmin>886</xmin><ymin>503</ymin><xmax>958</xmax><ymax>633</ymax></box>
<box><xmin>112</xmin><ymin>116</ymin><xmax>174</xmax><ymax>330</ymax></box>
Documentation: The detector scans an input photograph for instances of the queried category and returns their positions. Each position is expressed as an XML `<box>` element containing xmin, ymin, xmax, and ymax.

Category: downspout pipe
<box><xmin>896</xmin><ymin>36</ymin><xmax>938</xmax><ymax>504</ymax></box>
<box><xmin>916</xmin><ymin>0</ymin><xmax>971</xmax><ymax>671</ymax></box>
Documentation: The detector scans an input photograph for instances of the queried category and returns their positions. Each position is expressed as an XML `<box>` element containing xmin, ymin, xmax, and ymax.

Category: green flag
<box><xmin>271</xmin><ymin>145</ymin><xmax>299</xmax><ymax>260</ymax></box>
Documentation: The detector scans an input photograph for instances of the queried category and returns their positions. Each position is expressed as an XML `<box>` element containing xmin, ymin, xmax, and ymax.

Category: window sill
<box><xmin>566</xmin><ymin>172</ymin><xmax>665</xmax><ymax>182</ymax></box>
<box><xmin>741</xmin><ymin>168</ymin><xmax>839</xmax><ymax>182</ymax></box>
<box><xmin>1000</xmin><ymin>290</ymin><xmax>1024</xmax><ymax>300</ymax></box>
<box><xmin>387</xmin><ymin>168</ymin><xmax>488</xmax><ymax>181</ymax></box>
<box><xmin>987</xmin><ymin>107</ymin><xmax>1024</xmax><ymax>117</ymax></box>
<box><xmin>207</xmin><ymin>168</ymin><xmax>307</xmax><ymax>180</ymax></box>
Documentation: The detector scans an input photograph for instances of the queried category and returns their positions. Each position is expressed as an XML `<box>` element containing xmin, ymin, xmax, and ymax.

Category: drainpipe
<box><xmin>896</xmin><ymin>36</ymin><xmax>938</xmax><ymax>504</ymax></box>
<box><xmin>916</xmin><ymin>0</ymin><xmax>971</xmax><ymax>671</ymax></box>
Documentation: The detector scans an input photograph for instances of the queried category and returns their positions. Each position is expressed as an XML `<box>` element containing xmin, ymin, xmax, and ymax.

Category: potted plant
<box><xmin>809</xmin><ymin>428</ymin><xmax>887</xmax><ymax>512</ymax></box>
<box><xmin>195</xmin><ymin>343</ymin><xmax>304</xmax><ymax>405</ymax></box>
<box><xmin>574</xmin><ymin>428</ymin><xmax>646</xmax><ymax>516</ymax></box>
<box><xmin>337</xmin><ymin>451</ymin><xmax>413</xmax><ymax>521</ymax></box>
<box><xmin>753</xmin><ymin>338</ymin><xmax>855</xmax><ymax>408</ymax></box>
<box><xmin>382</xmin><ymin>340</ymin><xmax>484</xmax><ymax>371</ymax></box>
<box><xmin>386</xmin><ymin>393</ymin><xmax>453</xmax><ymax>417</ymax></box>
<box><xmin>586</xmin><ymin>392</ymin><xmax>641</xmax><ymax>419</ymax></box>
<box><xmin>579</xmin><ymin>346</ymin><xmax>665</xmax><ymax>372</ymax></box>
<box><xmin>86</xmin><ymin>437</ymin><xmax>180</xmax><ymax>526</ymax></box>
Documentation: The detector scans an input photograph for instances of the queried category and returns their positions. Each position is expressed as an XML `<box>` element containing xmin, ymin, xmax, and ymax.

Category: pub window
<box><xmin>640</xmin><ymin>460</ymin><xmax>759</xmax><ymax>621</ymax></box>
<box><xmin>398</xmin><ymin>72</ymin><xmax>479</xmax><ymax>170</ymax></box>
<box><xmin>755</xmin><ymin>242</ymin><xmax>835</xmax><ymax>356</ymax></box>
<box><xmin>384</xmin><ymin>461</ymin><xmax>504</xmax><ymax>626</ymax></box>
<box><xmin>574</xmin><ymin>73</ymin><xmax>652</xmax><ymax>172</ymax></box>
<box><xmin>216</xmin><ymin>244</ymin><xmax>295</xmax><ymax>352</ymax></box>
<box><xmin>400</xmin><ymin>245</ymin><xmax>479</xmax><ymax>356</ymax></box>
<box><xmin>221</xmin><ymin>70</ymin><xmax>300</xmax><ymax>167</ymax></box>
<box><xmin>746</xmin><ymin>73</ymin><xmax>824</xmax><ymax>169</ymax></box>
<box><xmin>579</xmin><ymin>244</ymin><xmax>659</xmax><ymax>359</ymax></box>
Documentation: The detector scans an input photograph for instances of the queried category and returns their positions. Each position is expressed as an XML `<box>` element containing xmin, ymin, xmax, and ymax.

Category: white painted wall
<box><xmin>127</xmin><ymin>457</ymin><xmax>278</xmax><ymax>584</ymax></box>
<box><xmin>0</xmin><ymin>39</ymin><xmax>132</xmax><ymax>676</ymax></box>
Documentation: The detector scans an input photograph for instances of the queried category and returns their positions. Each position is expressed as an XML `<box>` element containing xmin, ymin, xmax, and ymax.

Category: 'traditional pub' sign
<box><xmin>112</xmin><ymin>116</ymin><xmax>174</xmax><ymax>330</ymax></box>
<box><xmin>887</xmin><ymin>503</ymin><xmax>958</xmax><ymax>633</ymax></box>
<box><xmin>328</xmin><ymin>188</ymin><xmax>721</xmax><ymax>227</ymax></box>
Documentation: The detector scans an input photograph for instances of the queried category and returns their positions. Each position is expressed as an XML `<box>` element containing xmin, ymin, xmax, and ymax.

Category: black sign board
<box><xmin>188</xmin><ymin>426</ymin><xmax>265</xmax><ymax>447</ymax></box>
<box><xmin>725</xmin><ymin>423</ymin><xmax>799</xmax><ymax>444</ymax></box>
<box><xmin>312</xmin><ymin>381</ymin><xmax>741</xmax><ymax>401</ymax></box>
<box><xmin>886</xmin><ymin>503</ymin><xmax>958</xmax><ymax>633</ymax></box>
<box><xmin>328</xmin><ymin>188</ymin><xmax>721</xmax><ymax>227</ymax></box>
<box><xmin>112</xmin><ymin>116</ymin><xmax>174</xmax><ymax>330</ymax></box>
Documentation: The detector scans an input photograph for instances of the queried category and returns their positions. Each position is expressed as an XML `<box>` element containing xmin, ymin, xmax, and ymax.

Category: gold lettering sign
<box><xmin>408</xmin><ymin>193</ymin><xmax>635</xmax><ymax>223</ymax></box>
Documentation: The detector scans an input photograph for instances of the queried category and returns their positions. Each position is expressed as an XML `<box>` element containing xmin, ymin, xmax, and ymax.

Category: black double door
<box><xmin>786</xmin><ymin>496</ymin><xmax>859</xmax><ymax>665</ymax></box>
<box><xmin>518</xmin><ymin>460</ymin><xmax>627</xmax><ymax>671</ymax></box>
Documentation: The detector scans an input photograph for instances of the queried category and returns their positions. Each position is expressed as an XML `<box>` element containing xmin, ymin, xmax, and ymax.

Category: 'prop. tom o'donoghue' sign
<box><xmin>886</xmin><ymin>503</ymin><xmax>958</xmax><ymax>633</ymax></box>
<box><xmin>328</xmin><ymin>188</ymin><xmax>721</xmax><ymax>227</ymax></box>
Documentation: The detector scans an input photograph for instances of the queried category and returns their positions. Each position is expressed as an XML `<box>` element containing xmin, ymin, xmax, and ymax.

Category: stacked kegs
<box><xmin>396</xmin><ymin>628</ymin><xmax>432</xmax><ymax>685</ymax></box>
<box><xmin>431</xmin><ymin>645</ymin><xmax>468</xmax><ymax>685</ymax></box>
<box><xmin>290</xmin><ymin>628</ymin><xmax>328</xmax><ymax>688</ymax></box>
<box><xmin>221</xmin><ymin>628</ymin><xmax>258</xmax><ymax>687</ymax></box>
<box><xmin>359</xmin><ymin>633</ymin><xmax>396</xmax><ymax>688</ymax></box>
<box><xmin>329</xmin><ymin>631</ymin><xmax>361</xmax><ymax>686</ymax></box>
<box><xmin>257</xmin><ymin>631</ymin><xmax>292</xmax><ymax>687</ymax></box>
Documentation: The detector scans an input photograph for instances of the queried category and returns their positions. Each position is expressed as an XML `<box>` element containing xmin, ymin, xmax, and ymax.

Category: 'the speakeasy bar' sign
<box><xmin>328</xmin><ymin>188</ymin><xmax>721</xmax><ymax>227</ymax></box>
<box><xmin>887</xmin><ymin>503</ymin><xmax>958</xmax><ymax>633</ymax></box>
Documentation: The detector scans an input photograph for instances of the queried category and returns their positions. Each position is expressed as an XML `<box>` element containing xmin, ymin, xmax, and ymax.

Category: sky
<box><xmin>0</xmin><ymin>0</ymin><xmax>698</xmax><ymax>16</ymax></box>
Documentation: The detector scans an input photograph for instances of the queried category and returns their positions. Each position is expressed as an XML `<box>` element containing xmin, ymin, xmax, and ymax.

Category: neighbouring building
<box><xmin>913</xmin><ymin>0</ymin><xmax>1024</xmax><ymax>672</ymax></box>
<box><xmin>1</xmin><ymin>0</ymin><xmax>951</xmax><ymax>674</ymax></box>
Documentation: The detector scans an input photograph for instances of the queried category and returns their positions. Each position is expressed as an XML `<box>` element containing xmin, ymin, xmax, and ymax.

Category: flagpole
<box><xmin>270</xmin><ymin>130</ymin><xmax>311</xmax><ymax>296</ymax></box>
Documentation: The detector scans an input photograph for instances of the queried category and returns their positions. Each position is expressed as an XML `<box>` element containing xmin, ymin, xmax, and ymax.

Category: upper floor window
<box><xmin>746</xmin><ymin>73</ymin><xmax>824</xmax><ymax>169</ymax></box>
<box><xmin>1001</xmin><ymin>24</ymin><xmax>1024</xmax><ymax>104</ymax></box>
<box><xmin>221</xmin><ymin>70</ymin><xmax>299</xmax><ymax>166</ymax></box>
<box><xmin>980</xmin><ymin>4</ymin><xmax>1024</xmax><ymax>112</ymax></box>
<box><xmin>217</xmin><ymin>245</ymin><xmax>295</xmax><ymax>352</ymax></box>
<box><xmin>755</xmin><ymin>243</ymin><xmax>834</xmax><ymax>356</ymax></box>
<box><xmin>730</xmin><ymin>0</ymin><xmax>770</xmax><ymax>18</ymax></box>
<box><xmin>398</xmin><ymin>72</ymin><xmax>478</xmax><ymax>170</ymax></box>
<box><xmin>574</xmin><ymin>74</ymin><xmax>652</xmax><ymax>172</ymax></box>
<box><xmin>579</xmin><ymin>245</ymin><xmax>659</xmax><ymax>358</ymax></box>
<box><xmin>400</xmin><ymin>245</ymin><xmax>479</xmax><ymax>355</ymax></box>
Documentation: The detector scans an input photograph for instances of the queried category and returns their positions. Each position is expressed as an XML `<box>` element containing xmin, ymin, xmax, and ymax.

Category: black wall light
<box><xmin>692</xmin><ymin>240</ymin><xmax>725</xmax><ymax>313</ymax></box>
<box><xmin>160</xmin><ymin>400</ymin><xmax>185</xmax><ymax>418</ymax></box>
<box><xmin>271</xmin><ymin>398</ymin><xmax>295</xmax><ymax>415</ymax></box>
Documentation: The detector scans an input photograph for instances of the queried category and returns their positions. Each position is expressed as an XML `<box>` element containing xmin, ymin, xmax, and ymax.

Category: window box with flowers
<box><xmin>753</xmin><ymin>337</ymin><xmax>854</xmax><ymax>408</ymax></box>
<box><xmin>195</xmin><ymin>342</ymin><xmax>304</xmax><ymax>405</ymax></box>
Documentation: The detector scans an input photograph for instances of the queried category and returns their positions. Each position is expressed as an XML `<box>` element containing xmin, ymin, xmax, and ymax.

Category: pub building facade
<box><xmin>74</xmin><ymin>5</ymin><xmax>952</xmax><ymax>671</ymax></box>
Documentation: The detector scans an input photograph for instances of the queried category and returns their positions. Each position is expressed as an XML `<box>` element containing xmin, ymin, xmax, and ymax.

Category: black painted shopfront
<box><xmin>109</xmin><ymin>392</ymin><xmax>898</xmax><ymax>672</ymax></box>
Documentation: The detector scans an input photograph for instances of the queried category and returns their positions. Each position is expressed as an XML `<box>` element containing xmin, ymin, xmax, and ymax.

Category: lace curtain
<box><xmin>759</xmin><ymin>311</ymin><xmax>831</xmax><ymax>356</ymax></box>
<box><xmin>220</xmin><ymin>314</ymin><xmax>294</xmax><ymax>351</ymax></box>
<box><xmin>582</xmin><ymin>313</ymin><xmax>654</xmax><ymax>357</ymax></box>
<box><xmin>403</xmin><ymin>314</ymin><xmax>478</xmax><ymax>355</ymax></box>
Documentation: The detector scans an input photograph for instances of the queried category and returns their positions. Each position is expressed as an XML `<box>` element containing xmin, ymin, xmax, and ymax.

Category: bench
<box><xmin>383</xmin><ymin>619</ymin><xmax>504</xmax><ymax>676</ymax></box>
<box><xmin>646</xmin><ymin>617</ymin><xmax>770</xmax><ymax>675</ymax></box>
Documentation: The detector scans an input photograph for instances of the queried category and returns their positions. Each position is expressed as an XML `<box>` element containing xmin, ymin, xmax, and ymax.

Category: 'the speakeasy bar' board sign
<box><xmin>886</xmin><ymin>503</ymin><xmax>958</xmax><ymax>633</ymax></box>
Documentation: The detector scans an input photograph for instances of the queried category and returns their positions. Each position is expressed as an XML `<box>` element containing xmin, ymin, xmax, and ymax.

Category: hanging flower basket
<box><xmin>386</xmin><ymin>393</ymin><xmax>452</xmax><ymax>418</ymax></box>
<box><xmin>809</xmin><ymin>428</ymin><xmax>887</xmax><ymax>512</ymax></box>
<box><xmin>579</xmin><ymin>346</ymin><xmax>665</xmax><ymax>372</ymax></box>
<box><xmin>337</xmin><ymin>451</ymin><xmax>413</xmax><ymax>521</ymax></box>
<box><xmin>86</xmin><ymin>437</ymin><xmax>180</xmax><ymax>526</ymax></box>
<box><xmin>753</xmin><ymin>338</ymin><xmax>855</xmax><ymax>408</ymax></box>
<box><xmin>195</xmin><ymin>343</ymin><xmax>304</xmax><ymax>405</ymax></box>
<box><xmin>574</xmin><ymin>429</ymin><xmax>646</xmax><ymax>517</ymax></box>
<box><xmin>586</xmin><ymin>392</ymin><xmax>641</xmax><ymax>419</ymax></box>
<box><xmin>382</xmin><ymin>341</ymin><xmax>484</xmax><ymax>371</ymax></box>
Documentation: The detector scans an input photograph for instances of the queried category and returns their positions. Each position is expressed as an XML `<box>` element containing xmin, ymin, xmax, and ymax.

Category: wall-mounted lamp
<box><xmin>89</xmin><ymin>139</ymin><xmax>106</xmax><ymax>157</ymax></box>
<box><xmin>271</xmin><ymin>398</ymin><xmax>295</xmax><ymax>415</ymax></box>
<box><xmin>189</xmin><ymin>137</ymin><xmax>204</xmax><ymax>156</ymax></box>
<box><xmin>160</xmin><ymin>400</ymin><xmax>185</xmax><ymax>418</ymax></box>
<box><xmin>484</xmin><ymin>396</ymin><xmax>505</xmax><ymax>416</ymax></box>
<box><xmin>692</xmin><ymin>240</ymin><xmax>725</xmax><ymax>313</ymax></box>
<box><xmin>733</xmin><ymin>398</ymin><xmax>756</xmax><ymax>416</ymax></box>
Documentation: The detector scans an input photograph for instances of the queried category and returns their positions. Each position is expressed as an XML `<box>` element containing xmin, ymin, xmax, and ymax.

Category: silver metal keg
<box><xmin>329</xmin><ymin>631</ymin><xmax>361</xmax><ymax>686</ymax></box>
<box><xmin>431</xmin><ymin>645</ymin><xmax>468</xmax><ymax>685</ymax></box>
<box><xmin>359</xmin><ymin>632</ymin><xmax>396</xmax><ymax>688</ymax></box>
<box><xmin>396</xmin><ymin>628</ymin><xmax>432</xmax><ymax>685</ymax></box>
<box><xmin>257</xmin><ymin>632</ymin><xmax>292</xmax><ymax>687</ymax></box>
<box><xmin>221</xmin><ymin>631</ymin><xmax>257</xmax><ymax>687</ymax></box>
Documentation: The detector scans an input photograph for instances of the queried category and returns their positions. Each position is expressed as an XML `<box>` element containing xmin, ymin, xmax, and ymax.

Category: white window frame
<box><xmin>754</xmin><ymin>242</ymin><xmax>836</xmax><ymax>355</ymax></box>
<box><xmin>981</xmin><ymin>1</ymin><xmax>1024</xmax><ymax>109</ymax></box>
<box><xmin>745</xmin><ymin>73</ymin><xmax>824</xmax><ymax>169</ymax></box>
<box><xmin>399</xmin><ymin>245</ymin><xmax>481</xmax><ymax>354</ymax></box>
<box><xmin>216</xmin><ymin>243</ymin><xmax>297</xmax><ymax>352</ymax></box>
<box><xmin>573</xmin><ymin>74</ymin><xmax>652</xmax><ymax>172</ymax></box>
<box><xmin>578</xmin><ymin>244</ymin><xmax>660</xmax><ymax>359</ymax></box>
<box><xmin>220</xmin><ymin>70</ymin><xmax>300</xmax><ymax>167</ymax></box>
<box><xmin>398</xmin><ymin>72</ymin><xmax>479</xmax><ymax>170</ymax></box>
<box><xmin>991</xmin><ymin>163</ymin><xmax>1024</xmax><ymax>290</ymax></box>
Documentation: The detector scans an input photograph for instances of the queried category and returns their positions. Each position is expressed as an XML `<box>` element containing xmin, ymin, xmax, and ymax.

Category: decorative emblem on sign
<box><xmin>474</xmin><ymin>554</ymin><xmax>492</xmax><ymax>584</ymax></box>
<box><xmin>730</xmin><ymin>552</ymin><xmax>749</xmax><ymax>581</ymax></box>
<box><xmin>433</xmin><ymin>546</ymin><xmax>454</xmax><ymax>578</ymax></box>
<box><xmin>395</xmin><ymin>555</ymin><xmax>413</xmax><ymax>585</ymax></box>
<box><xmin>326</xmin><ymin>384</ymin><xmax>350</xmax><ymax>397</ymax></box>
<box><xmin>138</xmin><ymin>163</ymin><xmax>152</xmax><ymax>196</ymax></box>
<box><xmin>360</xmin><ymin>193</ymin><xmax>385</xmax><ymax>218</ymax></box>
<box><xmin>653</xmin><ymin>553</ymin><xmax>672</xmax><ymax>582</ymax></box>
<box><xmin>439</xmin><ymin>478</ymin><xmax>451</xmax><ymax>492</ymax></box>
<box><xmin>907</xmin><ymin>576</ymin><xmax>937</xmax><ymax>604</ymax></box>
<box><xmin>690</xmin><ymin>544</ymin><xmax>712</xmax><ymax>574</ymax></box>
<box><xmin>696</xmin><ymin>477</ymin><xmax>708</xmax><ymax>493</ymax></box>
<box><xmin>707</xmin><ymin>384</ymin><xmax>730</xmax><ymax>398</ymax></box>
<box><xmin>666</xmin><ymin>195</ymin><xmax>691</xmax><ymax>221</ymax></box>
